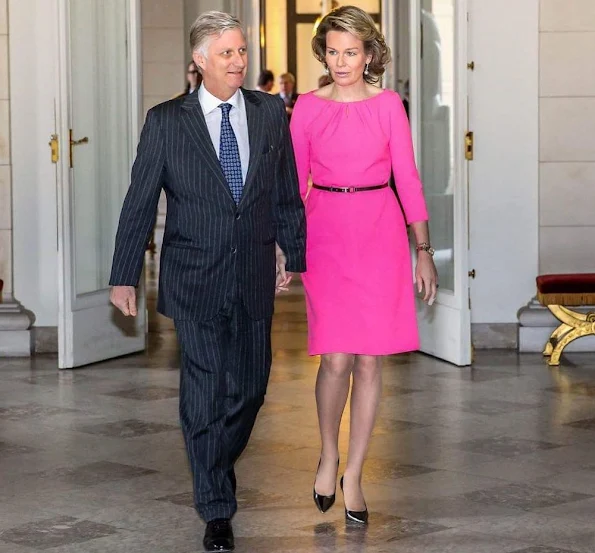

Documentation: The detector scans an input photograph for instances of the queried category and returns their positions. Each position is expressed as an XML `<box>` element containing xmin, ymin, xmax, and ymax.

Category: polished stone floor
<box><xmin>2</xmin><ymin>275</ymin><xmax>595</xmax><ymax>551</ymax></box>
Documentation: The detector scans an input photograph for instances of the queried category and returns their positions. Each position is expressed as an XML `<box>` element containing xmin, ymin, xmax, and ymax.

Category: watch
<box><xmin>416</xmin><ymin>242</ymin><xmax>435</xmax><ymax>256</ymax></box>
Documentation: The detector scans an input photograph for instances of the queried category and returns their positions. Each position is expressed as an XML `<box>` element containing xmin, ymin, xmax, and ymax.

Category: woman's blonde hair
<box><xmin>311</xmin><ymin>6</ymin><xmax>391</xmax><ymax>84</ymax></box>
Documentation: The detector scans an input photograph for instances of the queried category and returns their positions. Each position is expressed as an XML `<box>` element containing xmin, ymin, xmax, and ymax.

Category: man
<box><xmin>109</xmin><ymin>12</ymin><xmax>305</xmax><ymax>552</ymax></box>
<box><xmin>256</xmin><ymin>69</ymin><xmax>274</xmax><ymax>93</ymax></box>
<box><xmin>275</xmin><ymin>72</ymin><xmax>299</xmax><ymax>120</ymax></box>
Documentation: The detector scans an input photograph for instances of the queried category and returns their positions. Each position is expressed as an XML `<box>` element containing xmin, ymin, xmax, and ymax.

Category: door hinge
<box><xmin>465</xmin><ymin>131</ymin><xmax>474</xmax><ymax>161</ymax></box>
<box><xmin>49</xmin><ymin>134</ymin><xmax>59</xmax><ymax>163</ymax></box>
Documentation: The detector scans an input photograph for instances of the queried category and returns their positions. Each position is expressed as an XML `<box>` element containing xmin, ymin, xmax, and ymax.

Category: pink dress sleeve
<box><xmin>289</xmin><ymin>96</ymin><xmax>311</xmax><ymax>201</ymax></box>
<box><xmin>388</xmin><ymin>93</ymin><xmax>429</xmax><ymax>224</ymax></box>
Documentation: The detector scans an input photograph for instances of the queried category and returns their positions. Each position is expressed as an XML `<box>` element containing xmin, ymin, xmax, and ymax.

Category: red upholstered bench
<box><xmin>536</xmin><ymin>274</ymin><xmax>595</xmax><ymax>366</ymax></box>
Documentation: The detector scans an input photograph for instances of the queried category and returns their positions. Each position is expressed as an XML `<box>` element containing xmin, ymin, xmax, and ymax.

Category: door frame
<box><xmin>55</xmin><ymin>0</ymin><xmax>144</xmax><ymax>368</ymax></box>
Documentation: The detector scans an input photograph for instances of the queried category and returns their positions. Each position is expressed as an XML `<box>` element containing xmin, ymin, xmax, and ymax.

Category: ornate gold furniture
<box><xmin>537</xmin><ymin>274</ymin><xmax>595</xmax><ymax>366</ymax></box>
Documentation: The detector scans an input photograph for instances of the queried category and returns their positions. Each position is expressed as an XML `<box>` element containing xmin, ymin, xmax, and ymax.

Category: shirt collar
<box><xmin>199</xmin><ymin>83</ymin><xmax>243</xmax><ymax>116</ymax></box>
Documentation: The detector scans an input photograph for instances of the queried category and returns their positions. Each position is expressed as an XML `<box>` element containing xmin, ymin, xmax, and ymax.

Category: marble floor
<box><xmin>3</xmin><ymin>275</ymin><xmax>595</xmax><ymax>551</ymax></box>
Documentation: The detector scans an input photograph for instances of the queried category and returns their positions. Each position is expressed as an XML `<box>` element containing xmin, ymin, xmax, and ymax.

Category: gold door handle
<box><xmin>465</xmin><ymin>131</ymin><xmax>474</xmax><ymax>161</ymax></box>
<box><xmin>69</xmin><ymin>129</ymin><xmax>89</xmax><ymax>168</ymax></box>
<box><xmin>49</xmin><ymin>134</ymin><xmax>59</xmax><ymax>163</ymax></box>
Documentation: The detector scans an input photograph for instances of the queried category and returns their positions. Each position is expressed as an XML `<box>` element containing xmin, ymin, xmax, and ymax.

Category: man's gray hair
<box><xmin>189</xmin><ymin>11</ymin><xmax>244</xmax><ymax>58</ymax></box>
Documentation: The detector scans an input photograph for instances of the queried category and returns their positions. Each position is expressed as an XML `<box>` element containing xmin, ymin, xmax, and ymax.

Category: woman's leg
<box><xmin>342</xmin><ymin>355</ymin><xmax>382</xmax><ymax>510</ymax></box>
<box><xmin>314</xmin><ymin>353</ymin><xmax>355</xmax><ymax>495</ymax></box>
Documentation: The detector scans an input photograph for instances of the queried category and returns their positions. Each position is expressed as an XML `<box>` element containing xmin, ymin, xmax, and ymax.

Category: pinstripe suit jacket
<box><xmin>109</xmin><ymin>88</ymin><xmax>306</xmax><ymax>321</ymax></box>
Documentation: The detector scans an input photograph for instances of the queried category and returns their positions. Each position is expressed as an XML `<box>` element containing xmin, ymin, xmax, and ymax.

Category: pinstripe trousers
<box><xmin>174</xmin><ymin>295</ymin><xmax>272</xmax><ymax>522</ymax></box>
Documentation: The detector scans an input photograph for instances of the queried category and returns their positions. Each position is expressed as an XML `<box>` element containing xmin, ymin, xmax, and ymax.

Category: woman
<box><xmin>184</xmin><ymin>60</ymin><xmax>201</xmax><ymax>95</ymax></box>
<box><xmin>290</xmin><ymin>6</ymin><xmax>438</xmax><ymax>524</ymax></box>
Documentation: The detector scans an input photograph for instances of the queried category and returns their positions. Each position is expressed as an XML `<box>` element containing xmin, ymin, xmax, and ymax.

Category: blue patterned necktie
<box><xmin>218</xmin><ymin>103</ymin><xmax>243</xmax><ymax>204</ymax></box>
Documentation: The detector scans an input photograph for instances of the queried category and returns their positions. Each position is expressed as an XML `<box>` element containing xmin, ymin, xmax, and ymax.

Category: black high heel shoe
<box><xmin>340</xmin><ymin>476</ymin><xmax>369</xmax><ymax>524</ymax></box>
<box><xmin>313</xmin><ymin>459</ymin><xmax>339</xmax><ymax>513</ymax></box>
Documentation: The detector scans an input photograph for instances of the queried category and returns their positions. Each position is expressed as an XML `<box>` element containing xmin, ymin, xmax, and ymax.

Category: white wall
<box><xmin>184</xmin><ymin>0</ymin><xmax>234</xmax><ymax>41</ymax></box>
<box><xmin>539</xmin><ymin>0</ymin><xmax>595</xmax><ymax>273</ymax></box>
<box><xmin>236</xmin><ymin>0</ymin><xmax>260</xmax><ymax>89</ymax></box>
<box><xmin>9</xmin><ymin>0</ymin><xmax>59</xmax><ymax>326</ymax></box>
<box><xmin>0</xmin><ymin>0</ymin><xmax>11</xmax><ymax>301</ymax></box>
<box><xmin>468</xmin><ymin>0</ymin><xmax>540</xmax><ymax>324</ymax></box>
<box><xmin>142</xmin><ymin>0</ymin><xmax>186</xmax><ymax>115</ymax></box>
<box><xmin>185</xmin><ymin>0</ymin><xmax>232</xmax><ymax>32</ymax></box>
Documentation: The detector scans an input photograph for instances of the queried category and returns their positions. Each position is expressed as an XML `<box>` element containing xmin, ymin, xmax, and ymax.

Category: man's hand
<box><xmin>110</xmin><ymin>286</ymin><xmax>137</xmax><ymax>316</ymax></box>
<box><xmin>275</xmin><ymin>243</ymin><xmax>293</xmax><ymax>294</ymax></box>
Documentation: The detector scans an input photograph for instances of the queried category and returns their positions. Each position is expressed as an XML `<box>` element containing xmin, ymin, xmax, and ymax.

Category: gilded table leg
<box><xmin>548</xmin><ymin>305</ymin><xmax>588</xmax><ymax>325</ymax></box>
<box><xmin>543</xmin><ymin>322</ymin><xmax>572</xmax><ymax>356</ymax></box>
<box><xmin>547</xmin><ymin>306</ymin><xmax>595</xmax><ymax>366</ymax></box>
<box><xmin>543</xmin><ymin>341</ymin><xmax>553</xmax><ymax>356</ymax></box>
<box><xmin>549</xmin><ymin>327</ymin><xmax>582</xmax><ymax>366</ymax></box>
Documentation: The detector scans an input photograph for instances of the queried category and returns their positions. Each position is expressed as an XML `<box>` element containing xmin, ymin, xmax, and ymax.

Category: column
<box><xmin>0</xmin><ymin>0</ymin><xmax>32</xmax><ymax>356</ymax></box>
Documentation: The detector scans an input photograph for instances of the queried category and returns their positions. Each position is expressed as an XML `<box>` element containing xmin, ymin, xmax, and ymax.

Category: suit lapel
<box><xmin>241</xmin><ymin>89</ymin><xmax>266</xmax><ymax>203</ymax></box>
<box><xmin>180</xmin><ymin>91</ymin><xmax>234</xmax><ymax>203</ymax></box>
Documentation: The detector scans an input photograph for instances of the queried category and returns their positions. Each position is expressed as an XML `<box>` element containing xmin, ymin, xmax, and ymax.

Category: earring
<box><xmin>364</xmin><ymin>62</ymin><xmax>370</xmax><ymax>75</ymax></box>
<box><xmin>324</xmin><ymin>65</ymin><xmax>329</xmax><ymax>75</ymax></box>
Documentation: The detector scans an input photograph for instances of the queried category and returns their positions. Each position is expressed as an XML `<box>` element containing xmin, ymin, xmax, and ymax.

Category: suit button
<box><xmin>235</xmin><ymin>212</ymin><xmax>241</xmax><ymax>220</ymax></box>
<box><xmin>231</xmin><ymin>246</ymin><xmax>237</xmax><ymax>254</ymax></box>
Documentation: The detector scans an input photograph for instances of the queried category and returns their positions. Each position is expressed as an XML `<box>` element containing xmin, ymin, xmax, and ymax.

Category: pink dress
<box><xmin>290</xmin><ymin>89</ymin><xmax>429</xmax><ymax>356</ymax></box>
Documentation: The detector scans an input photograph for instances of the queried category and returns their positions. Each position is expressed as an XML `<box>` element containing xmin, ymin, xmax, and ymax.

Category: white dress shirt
<box><xmin>198</xmin><ymin>83</ymin><xmax>250</xmax><ymax>184</ymax></box>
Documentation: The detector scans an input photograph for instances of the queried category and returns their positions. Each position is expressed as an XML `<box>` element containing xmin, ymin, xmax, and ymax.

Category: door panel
<box><xmin>57</xmin><ymin>0</ymin><xmax>145</xmax><ymax>368</ymax></box>
<box><xmin>411</xmin><ymin>0</ymin><xmax>471</xmax><ymax>365</ymax></box>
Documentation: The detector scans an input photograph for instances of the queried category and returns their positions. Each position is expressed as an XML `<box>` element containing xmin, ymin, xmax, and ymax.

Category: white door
<box><xmin>409</xmin><ymin>0</ymin><xmax>472</xmax><ymax>365</ymax></box>
<box><xmin>56</xmin><ymin>0</ymin><xmax>145</xmax><ymax>368</ymax></box>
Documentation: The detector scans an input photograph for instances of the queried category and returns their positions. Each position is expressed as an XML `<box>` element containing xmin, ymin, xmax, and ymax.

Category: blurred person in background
<box><xmin>256</xmin><ymin>69</ymin><xmax>274</xmax><ymax>92</ymax></box>
<box><xmin>184</xmin><ymin>60</ymin><xmax>202</xmax><ymax>95</ymax></box>
<box><xmin>275</xmin><ymin>72</ymin><xmax>299</xmax><ymax>120</ymax></box>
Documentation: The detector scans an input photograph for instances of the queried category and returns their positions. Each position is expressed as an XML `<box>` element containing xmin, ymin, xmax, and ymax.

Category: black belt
<box><xmin>312</xmin><ymin>183</ymin><xmax>388</xmax><ymax>193</ymax></box>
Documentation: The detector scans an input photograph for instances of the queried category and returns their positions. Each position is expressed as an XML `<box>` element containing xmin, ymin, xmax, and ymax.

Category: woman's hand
<box><xmin>415</xmin><ymin>252</ymin><xmax>438</xmax><ymax>305</ymax></box>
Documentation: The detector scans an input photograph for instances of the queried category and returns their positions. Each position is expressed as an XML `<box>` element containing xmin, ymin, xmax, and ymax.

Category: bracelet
<box><xmin>416</xmin><ymin>242</ymin><xmax>435</xmax><ymax>256</ymax></box>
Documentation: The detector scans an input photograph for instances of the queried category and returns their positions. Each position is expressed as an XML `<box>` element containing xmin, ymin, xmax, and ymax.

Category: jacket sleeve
<box><xmin>109</xmin><ymin>108</ymin><xmax>165</xmax><ymax>286</ymax></box>
<box><xmin>272</xmin><ymin>97</ymin><xmax>307</xmax><ymax>273</ymax></box>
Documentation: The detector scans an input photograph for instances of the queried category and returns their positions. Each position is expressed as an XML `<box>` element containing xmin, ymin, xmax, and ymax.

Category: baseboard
<box><xmin>472</xmin><ymin>323</ymin><xmax>518</xmax><ymax>349</ymax></box>
<box><xmin>32</xmin><ymin>326</ymin><xmax>58</xmax><ymax>353</ymax></box>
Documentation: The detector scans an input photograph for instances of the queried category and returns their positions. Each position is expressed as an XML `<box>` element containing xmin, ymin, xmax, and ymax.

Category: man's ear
<box><xmin>193</xmin><ymin>51</ymin><xmax>206</xmax><ymax>73</ymax></box>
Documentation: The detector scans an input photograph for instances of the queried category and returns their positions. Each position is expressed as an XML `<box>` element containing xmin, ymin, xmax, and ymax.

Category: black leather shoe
<box><xmin>340</xmin><ymin>476</ymin><xmax>368</xmax><ymax>524</ymax></box>
<box><xmin>203</xmin><ymin>518</ymin><xmax>234</xmax><ymax>552</ymax></box>
<box><xmin>313</xmin><ymin>458</ymin><xmax>339</xmax><ymax>513</ymax></box>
